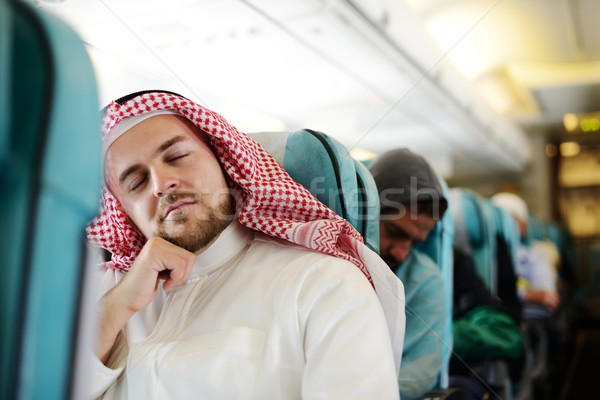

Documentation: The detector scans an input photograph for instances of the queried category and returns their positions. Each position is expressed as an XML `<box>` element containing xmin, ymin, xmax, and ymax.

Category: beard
<box><xmin>157</xmin><ymin>193</ymin><xmax>235</xmax><ymax>253</ymax></box>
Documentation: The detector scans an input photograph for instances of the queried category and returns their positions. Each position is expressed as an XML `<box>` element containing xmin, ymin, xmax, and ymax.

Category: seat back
<box><xmin>0</xmin><ymin>2</ymin><xmax>100</xmax><ymax>399</ymax></box>
<box><xmin>414</xmin><ymin>173</ymin><xmax>454</xmax><ymax>389</ymax></box>
<box><xmin>353</xmin><ymin>159</ymin><xmax>381</xmax><ymax>253</ymax></box>
<box><xmin>449</xmin><ymin>188</ymin><xmax>497</xmax><ymax>293</ymax></box>
<box><xmin>450</xmin><ymin>190</ymin><xmax>525</xmax><ymax>399</ymax></box>
<box><xmin>249</xmin><ymin>129</ymin><xmax>380</xmax><ymax>252</ymax></box>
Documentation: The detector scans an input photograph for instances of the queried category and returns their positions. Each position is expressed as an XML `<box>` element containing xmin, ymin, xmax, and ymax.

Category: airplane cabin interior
<box><xmin>3</xmin><ymin>0</ymin><xmax>600</xmax><ymax>399</ymax></box>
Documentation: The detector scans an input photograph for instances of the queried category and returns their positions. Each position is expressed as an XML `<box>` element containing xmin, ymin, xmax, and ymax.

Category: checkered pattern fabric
<box><xmin>85</xmin><ymin>92</ymin><xmax>371</xmax><ymax>283</ymax></box>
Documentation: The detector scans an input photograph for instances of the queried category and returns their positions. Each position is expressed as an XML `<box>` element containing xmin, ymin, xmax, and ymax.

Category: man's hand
<box><xmin>96</xmin><ymin>237</ymin><xmax>195</xmax><ymax>363</ymax></box>
<box><xmin>111</xmin><ymin>237</ymin><xmax>196</xmax><ymax>313</ymax></box>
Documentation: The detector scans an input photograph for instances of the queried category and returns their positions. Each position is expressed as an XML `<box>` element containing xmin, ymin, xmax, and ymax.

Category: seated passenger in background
<box><xmin>369</xmin><ymin>148</ymin><xmax>447</xmax><ymax>400</ymax></box>
<box><xmin>450</xmin><ymin>246</ymin><xmax>524</xmax><ymax>399</ymax></box>
<box><xmin>491</xmin><ymin>192</ymin><xmax>564</xmax><ymax>383</ymax></box>
<box><xmin>490</xmin><ymin>193</ymin><xmax>559</xmax><ymax>318</ymax></box>
<box><xmin>530</xmin><ymin>239</ymin><xmax>561</xmax><ymax>293</ymax></box>
<box><xmin>86</xmin><ymin>90</ymin><xmax>405</xmax><ymax>399</ymax></box>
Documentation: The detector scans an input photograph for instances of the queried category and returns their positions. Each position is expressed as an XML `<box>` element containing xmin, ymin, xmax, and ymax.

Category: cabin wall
<box><xmin>447</xmin><ymin>130</ymin><xmax>554</xmax><ymax>221</ymax></box>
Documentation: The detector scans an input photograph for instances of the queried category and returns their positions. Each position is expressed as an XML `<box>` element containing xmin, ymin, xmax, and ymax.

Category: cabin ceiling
<box><xmin>37</xmin><ymin>0</ymin><xmax>600</xmax><ymax>179</ymax></box>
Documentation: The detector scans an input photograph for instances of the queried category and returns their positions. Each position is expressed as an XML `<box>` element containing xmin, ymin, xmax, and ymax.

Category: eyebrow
<box><xmin>155</xmin><ymin>135</ymin><xmax>187</xmax><ymax>157</ymax></box>
<box><xmin>118</xmin><ymin>135</ymin><xmax>188</xmax><ymax>184</ymax></box>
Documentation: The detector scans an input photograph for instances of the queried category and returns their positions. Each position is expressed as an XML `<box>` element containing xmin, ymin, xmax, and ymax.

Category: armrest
<box><xmin>449</xmin><ymin>359</ymin><xmax>513</xmax><ymax>400</ymax></box>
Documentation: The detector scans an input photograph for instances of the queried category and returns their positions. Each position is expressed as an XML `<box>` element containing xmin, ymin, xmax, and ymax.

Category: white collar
<box><xmin>188</xmin><ymin>220</ymin><xmax>253</xmax><ymax>282</ymax></box>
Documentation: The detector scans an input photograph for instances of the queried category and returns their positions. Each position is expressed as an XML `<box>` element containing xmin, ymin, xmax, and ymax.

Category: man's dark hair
<box><xmin>381</xmin><ymin>198</ymin><xmax>448</xmax><ymax>220</ymax></box>
<box><xmin>369</xmin><ymin>148</ymin><xmax>448</xmax><ymax>221</ymax></box>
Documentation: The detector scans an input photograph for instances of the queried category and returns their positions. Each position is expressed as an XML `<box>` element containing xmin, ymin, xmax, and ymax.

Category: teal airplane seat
<box><xmin>413</xmin><ymin>172</ymin><xmax>454</xmax><ymax>391</ymax></box>
<box><xmin>448</xmin><ymin>188</ymin><xmax>521</xmax><ymax>399</ymax></box>
<box><xmin>1</xmin><ymin>1</ymin><xmax>101</xmax><ymax>399</ymax></box>
<box><xmin>249</xmin><ymin>129</ymin><xmax>380</xmax><ymax>253</ymax></box>
<box><xmin>449</xmin><ymin>188</ymin><xmax>496</xmax><ymax>293</ymax></box>
<box><xmin>488</xmin><ymin>202</ymin><xmax>520</xmax><ymax>272</ymax></box>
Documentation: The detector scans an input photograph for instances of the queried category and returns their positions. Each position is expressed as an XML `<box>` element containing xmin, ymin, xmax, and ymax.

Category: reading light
<box><xmin>563</xmin><ymin>113</ymin><xmax>579</xmax><ymax>133</ymax></box>
<box><xmin>560</xmin><ymin>142</ymin><xmax>580</xmax><ymax>157</ymax></box>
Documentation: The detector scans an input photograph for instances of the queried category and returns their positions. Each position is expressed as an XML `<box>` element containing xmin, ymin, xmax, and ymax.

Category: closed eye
<box><xmin>128</xmin><ymin>174</ymin><xmax>147</xmax><ymax>192</ymax></box>
<box><xmin>166</xmin><ymin>153</ymin><xmax>189</xmax><ymax>164</ymax></box>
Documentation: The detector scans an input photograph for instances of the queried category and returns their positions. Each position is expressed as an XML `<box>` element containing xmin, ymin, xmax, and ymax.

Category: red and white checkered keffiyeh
<box><xmin>85</xmin><ymin>91</ymin><xmax>371</xmax><ymax>283</ymax></box>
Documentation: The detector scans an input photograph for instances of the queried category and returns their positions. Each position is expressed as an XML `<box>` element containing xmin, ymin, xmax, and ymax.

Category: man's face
<box><xmin>379</xmin><ymin>211</ymin><xmax>437</xmax><ymax>268</ymax></box>
<box><xmin>105</xmin><ymin>115</ymin><xmax>234</xmax><ymax>254</ymax></box>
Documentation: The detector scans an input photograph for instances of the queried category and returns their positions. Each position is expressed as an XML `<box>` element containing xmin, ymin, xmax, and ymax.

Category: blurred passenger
<box><xmin>530</xmin><ymin>239</ymin><xmax>561</xmax><ymax>289</ymax></box>
<box><xmin>86</xmin><ymin>90</ymin><xmax>404</xmax><ymax>399</ymax></box>
<box><xmin>490</xmin><ymin>193</ymin><xmax>559</xmax><ymax>317</ymax></box>
<box><xmin>369</xmin><ymin>148</ymin><xmax>448</xmax><ymax>400</ymax></box>
<box><xmin>491</xmin><ymin>192</ymin><xmax>562</xmax><ymax>381</ymax></box>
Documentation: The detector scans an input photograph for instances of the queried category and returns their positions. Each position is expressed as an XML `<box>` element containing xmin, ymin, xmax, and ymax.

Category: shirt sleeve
<box><xmin>88</xmin><ymin>343</ymin><xmax>126</xmax><ymax>399</ymax></box>
<box><xmin>397</xmin><ymin>253</ymin><xmax>446</xmax><ymax>400</ymax></box>
<box><xmin>86</xmin><ymin>265</ymin><xmax>127</xmax><ymax>399</ymax></box>
<box><xmin>297</xmin><ymin>257</ymin><xmax>400</xmax><ymax>400</ymax></box>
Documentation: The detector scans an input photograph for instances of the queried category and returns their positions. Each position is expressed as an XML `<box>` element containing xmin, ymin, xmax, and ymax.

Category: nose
<box><xmin>151</xmin><ymin>169</ymin><xmax>179</xmax><ymax>197</ymax></box>
<box><xmin>388</xmin><ymin>240</ymin><xmax>412</xmax><ymax>264</ymax></box>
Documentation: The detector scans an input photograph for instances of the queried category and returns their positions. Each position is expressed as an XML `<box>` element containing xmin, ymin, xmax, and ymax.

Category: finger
<box><xmin>169</xmin><ymin>266</ymin><xmax>186</xmax><ymax>285</ymax></box>
<box><xmin>161</xmin><ymin>256</ymin><xmax>195</xmax><ymax>292</ymax></box>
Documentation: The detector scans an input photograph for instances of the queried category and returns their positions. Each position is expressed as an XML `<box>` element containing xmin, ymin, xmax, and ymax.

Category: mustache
<box><xmin>158</xmin><ymin>192</ymin><xmax>198</xmax><ymax>218</ymax></box>
<box><xmin>162</xmin><ymin>192</ymin><xmax>197</xmax><ymax>204</ymax></box>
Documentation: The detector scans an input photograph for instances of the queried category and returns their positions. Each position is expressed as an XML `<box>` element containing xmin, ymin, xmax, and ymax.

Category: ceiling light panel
<box><xmin>426</xmin><ymin>0</ymin><xmax>569</xmax><ymax>79</ymax></box>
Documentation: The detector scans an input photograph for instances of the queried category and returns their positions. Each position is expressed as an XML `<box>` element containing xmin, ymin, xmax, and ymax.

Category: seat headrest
<box><xmin>449</xmin><ymin>189</ymin><xmax>486</xmax><ymax>251</ymax></box>
<box><xmin>462</xmin><ymin>193</ymin><xmax>486</xmax><ymax>247</ymax></box>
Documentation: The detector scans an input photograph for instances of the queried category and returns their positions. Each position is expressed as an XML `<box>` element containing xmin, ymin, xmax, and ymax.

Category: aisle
<box><xmin>558</xmin><ymin>298</ymin><xmax>600</xmax><ymax>399</ymax></box>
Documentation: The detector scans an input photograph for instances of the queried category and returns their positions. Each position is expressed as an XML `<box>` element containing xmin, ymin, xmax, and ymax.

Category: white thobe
<box><xmin>90</xmin><ymin>221</ymin><xmax>400</xmax><ymax>399</ymax></box>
